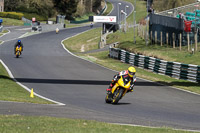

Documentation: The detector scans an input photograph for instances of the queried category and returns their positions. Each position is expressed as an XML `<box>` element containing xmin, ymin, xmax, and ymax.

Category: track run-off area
<box><xmin>0</xmin><ymin>0</ymin><xmax>200</xmax><ymax>131</ymax></box>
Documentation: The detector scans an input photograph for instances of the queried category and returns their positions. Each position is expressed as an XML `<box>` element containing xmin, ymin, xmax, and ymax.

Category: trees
<box><xmin>4</xmin><ymin>0</ymin><xmax>19</xmax><ymax>11</ymax></box>
<box><xmin>5</xmin><ymin>0</ymin><xmax>54</xmax><ymax>17</ymax></box>
<box><xmin>53</xmin><ymin>0</ymin><xmax>78</xmax><ymax>20</ymax></box>
<box><xmin>28</xmin><ymin>0</ymin><xmax>54</xmax><ymax>17</ymax></box>
<box><xmin>4</xmin><ymin>0</ymin><xmax>103</xmax><ymax>20</ymax></box>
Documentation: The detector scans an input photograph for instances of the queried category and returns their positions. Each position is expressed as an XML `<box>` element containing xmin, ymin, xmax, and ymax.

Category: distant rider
<box><xmin>90</xmin><ymin>22</ymin><xmax>93</xmax><ymax>28</ymax></box>
<box><xmin>14</xmin><ymin>40</ymin><xmax>23</xmax><ymax>54</ymax></box>
<box><xmin>106</xmin><ymin>66</ymin><xmax>136</xmax><ymax>94</ymax></box>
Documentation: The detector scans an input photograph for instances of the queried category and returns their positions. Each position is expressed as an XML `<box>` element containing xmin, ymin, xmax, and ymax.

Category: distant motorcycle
<box><xmin>90</xmin><ymin>23</ymin><xmax>93</xmax><ymax>28</ymax></box>
<box><xmin>105</xmin><ymin>75</ymin><xmax>132</xmax><ymax>104</ymax></box>
<box><xmin>15</xmin><ymin>45</ymin><xmax>22</xmax><ymax>58</ymax></box>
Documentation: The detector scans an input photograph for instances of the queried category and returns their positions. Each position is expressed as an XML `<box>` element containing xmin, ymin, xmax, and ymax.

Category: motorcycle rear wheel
<box><xmin>112</xmin><ymin>88</ymin><xmax>124</xmax><ymax>104</ymax></box>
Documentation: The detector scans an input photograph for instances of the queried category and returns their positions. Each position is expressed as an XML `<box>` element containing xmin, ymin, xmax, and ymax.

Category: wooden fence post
<box><xmin>155</xmin><ymin>31</ymin><xmax>157</xmax><ymax>44</ymax></box>
<box><xmin>166</xmin><ymin>33</ymin><xmax>168</xmax><ymax>47</ymax></box>
<box><xmin>173</xmin><ymin>33</ymin><xmax>175</xmax><ymax>48</ymax></box>
<box><xmin>195</xmin><ymin>32</ymin><xmax>198</xmax><ymax>52</ymax></box>
<box><xmin>180</xmin><ymin>33</ymin><xmax>182</xmax><ymax>51</ymax></box>
<box><xmin>150</xmin><ymin>31</ymin><xmax>153</xmax><ymax>45</ymax></box>
<box><xmin>161</xmin><ymin>32</ymin><xmax>163</xmax><ymax>46</ymax></box>
<box><xmin>187</xmin><ymin>33</ymin><xmax>190</xmax><ymax>52</ymax></box>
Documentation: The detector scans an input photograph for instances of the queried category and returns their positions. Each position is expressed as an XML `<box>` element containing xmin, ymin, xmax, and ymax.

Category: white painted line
<box><xmin>0</xmin><ymin>100</ymin><xmax>63</xmax><ymax>106</ymax></box>
<box><xmin>18</xmin><ymin>32</ymin><xmax>31</xmax><ymax>38</ymax></box>
<box><xmin>111</xmin><ymin>123</ymin><xmax>200</xmax><ymax>133</ymax></box>
<box><xmin>0</xmin><ymin>29</ymin><xmax>11</xmax><ymax>38</ymax></box>
<box><xmin>18</xmin><ymin>32</ymin><xmax>40</xmax><ymax>38</ymax></box>
<box><xmin>0</xmin><ymin>59</ymin><xmax>65</xmax><ymax>106</ymax></box>
<box><xmin>0</xmin><ymin>41</ymin><xmax>4</xmax><ymax>45</ymax></box>
<box><xmin>15</xmin><ymin>28</ymin><xmax>32</xmax><ymax>31</ymax></box>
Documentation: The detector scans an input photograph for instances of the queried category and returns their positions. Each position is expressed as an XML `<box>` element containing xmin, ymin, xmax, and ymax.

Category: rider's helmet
<box><xmin>18</xmin><ymin>40</ymin><xmax>21</xmax><ymax>45</ymax></box>
<box><xmin>128</xmin><ymin>66</ymin><xmax>136</xmax><ymax>78</ymax></box>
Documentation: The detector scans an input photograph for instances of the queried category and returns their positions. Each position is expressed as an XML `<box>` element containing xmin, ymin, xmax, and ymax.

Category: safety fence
<box><xmin>109</xmin><ymin>47</ymin><xmax>200</xmax><ymax>83</ymax></box>
<box><xmin>22</xmin><ymin>17</ymin><xmax>32</xmax><ymax>26</ymax></box>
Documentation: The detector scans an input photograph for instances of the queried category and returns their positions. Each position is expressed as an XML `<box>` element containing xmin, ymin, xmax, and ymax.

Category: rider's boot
<box><xmin>107</xmin><ymin>83</ymin><xmax>114</xmax><ymax>98</ymax></box>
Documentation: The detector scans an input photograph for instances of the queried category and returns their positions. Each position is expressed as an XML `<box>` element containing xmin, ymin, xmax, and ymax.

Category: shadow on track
<box><xmin>1</xmin><ymin>76</ymin><xmax>199</xmax><ymax>87</ymax></box>
<box><xmin>111</xmin><ymin>103</ymin><xmax>131</xmax><ymax>105</ymax></box>
<box><xmin>13</xmin><ymin>78</ymin><xmax>167</xmax><ymax>86</ymax></box>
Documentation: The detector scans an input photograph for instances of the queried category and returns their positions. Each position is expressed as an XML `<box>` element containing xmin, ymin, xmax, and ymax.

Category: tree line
<box><xmin>4</xmin><ymin>0</ymin><xmax>103</xmax><ymax>20</ymax></box>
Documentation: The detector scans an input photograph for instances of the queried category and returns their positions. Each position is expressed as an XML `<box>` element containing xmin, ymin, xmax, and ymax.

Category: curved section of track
<box><xmin>0</xmin><ymin>0</ymin><xmax>200</xmax><ymax>131</ymax></box>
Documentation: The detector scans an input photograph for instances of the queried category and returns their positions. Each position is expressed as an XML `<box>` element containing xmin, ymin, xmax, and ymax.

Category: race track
<box><xmin>0</xmin><ymin>0</ymin><xmax>200</xmax><ymax>131</ymax></box>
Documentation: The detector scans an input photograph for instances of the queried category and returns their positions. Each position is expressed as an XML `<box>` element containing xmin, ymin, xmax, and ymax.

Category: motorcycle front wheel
<box><xmin>112</xmin><ymin>88</ymin><xmax>124</xmax><ymax>104</ymax></box>
<box><xmin>16</xmin><ymin>51</ymin><xmax>20</xmax><ymax>58</ymax></box>
<box><xmin>105</xmin><ymin>94</ymin><xmax>112</xmax><ymax>103</ymax></box>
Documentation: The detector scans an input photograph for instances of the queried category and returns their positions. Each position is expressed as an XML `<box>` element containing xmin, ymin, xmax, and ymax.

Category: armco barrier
<box><xmin>109</xmin><ymin>47</ymin><xmax>200</xmax><ymax>83</ymax></box>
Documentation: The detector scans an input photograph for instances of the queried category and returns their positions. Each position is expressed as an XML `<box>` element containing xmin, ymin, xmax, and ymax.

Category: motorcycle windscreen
<box><xmin>118</xmin><ymin>76</ymin><xmax>131</xmax><ymax>89</ymax></box>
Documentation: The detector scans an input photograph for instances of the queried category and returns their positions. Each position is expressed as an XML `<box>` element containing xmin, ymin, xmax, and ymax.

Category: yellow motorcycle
<box><xmin>15</xmin><ymin>45</ymin><xmax>22</xmax><ymax>58</ymax></box>
<box><xmin>105</xmin><ymin>76</ymin><xmax>131</xmax><ymax>104</ymax></box>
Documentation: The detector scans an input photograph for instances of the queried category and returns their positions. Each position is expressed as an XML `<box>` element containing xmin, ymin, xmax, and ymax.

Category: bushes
<box><xmin>0</xmin><ymin>12</ymin><xmax>47</xmax><ymax>21</ymax></box>
<box><xmin>0</xmin><ymin>12</ymin><xmax>23</xmax><ymax>20</ymax></box>
<box><xmin>23</xmin><ymin>13</ymin><xmax>48</xmax><ymax>21</ymax></box>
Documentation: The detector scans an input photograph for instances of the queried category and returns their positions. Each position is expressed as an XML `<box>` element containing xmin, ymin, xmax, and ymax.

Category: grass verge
<box><xmin>0</xmin><ymin>17</ymin><xmax>24</xmax><ymax>26</ymax></box>
<box><xmin>63</xmin><ymin>28</ymin><xmax>100</xmax><ymax>53</ymax></box>
<box><xmin>0</xmin><ymin>63</ymin><xmax>53</xmax><ymax>104</ymax></box>
<box><xmin>0</xmin><ymin>115</ymin><xmax>197</xmax><ymax>133</ymax></box>
<box><xmin>107</xmin><ymin>28</ymin><xmax>200</xmax><ymax>66</ymax></box>
<box><xmin>126</xmin><ymin>0</ymin><xmax>147</xmax><ymax>24</ymax></box>
<box><xmin>0</xmin><ymin>29</ymin><xmax>9</xmax><ymax>37</ymax></box>
<box><xmin>103</xmin><ymin>1</ymin><xmax>113</xmax><ymax>15</ymax></box>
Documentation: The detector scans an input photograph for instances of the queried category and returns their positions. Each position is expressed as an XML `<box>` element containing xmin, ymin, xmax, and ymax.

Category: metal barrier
<box><xmin>22</xmin><ymin>17</ymin><xmax>32</xmax><ymax>26</ymax></box>
<box><xmin>109</xmin><ymin>47</ymin><xmax>200</xmax><ymax>83</ymax></box>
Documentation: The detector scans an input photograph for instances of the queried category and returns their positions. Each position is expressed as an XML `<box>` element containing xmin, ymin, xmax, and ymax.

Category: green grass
<box><xmin>63</xmin><ymin>28</ymin><xmax>100</xmax><ymax>53</ymax></box>
<box><xmin>103</xmin><ymin>1</ymin><xmax>113</xmax><ymax>15</ymax></box>
<box><xmin>126</xmin><ymin>0</ymin><xmax>147</xmax><ymax>24</ymax></box>
<box><xmin>2</xmin><ymin>29</ymin><xmax>9</xmax><ymax>33</ymax></box>
<box><xmin>0</xmin><ymin>63</ymin><xmax>53</xmax><ymax>104</ymax></box>
<box><xmin>0</xmin><ymin>115</ymin><xmax>197</xmax><ymax>133</ymax></box>
<box><xmin>107</xmin><ymin>27</ymin><xmax>200</xmax><ymax>66</ymax></box>
<box><xmin>0</xmin><ymin>29</ymin><xmax>9</xmax><ymax>36</ymax></box>
<box><xmin>0</xmin><ymin>17</ymin><xmax>24</xmax><ymax>26</ymax></box>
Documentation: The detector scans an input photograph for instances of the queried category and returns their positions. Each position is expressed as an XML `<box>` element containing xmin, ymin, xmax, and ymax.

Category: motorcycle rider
<box><xmin>90</xmin><ymin>22</ymin><xmax>93</xmax><ymax>28</ymax></box>
<box><xmin>106</xmin><ymin>66</ymin><xmax>136</xmax><ymax>94</ymax></box>
<box><xmin>14</xmin><ymin>40</ymin><xmax>23</xmax><ymax>54</ymax></box>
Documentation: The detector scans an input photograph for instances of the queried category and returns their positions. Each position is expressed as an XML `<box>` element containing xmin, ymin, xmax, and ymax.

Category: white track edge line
<box><xmin>0</xmin><ymin>59</ymin><xmax>65</xmax><ymax>106</ymax></box>
<box><xmin>111</xmin><ymin>123</ymin><xmax>200</xmax><ymax>132</ymax></box>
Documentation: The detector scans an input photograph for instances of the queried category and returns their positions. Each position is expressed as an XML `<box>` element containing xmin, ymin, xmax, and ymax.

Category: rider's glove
<box><xmin>113</xmin><ymin>75</ymin><xmax>118</xmax><ymax>82</ymax></box>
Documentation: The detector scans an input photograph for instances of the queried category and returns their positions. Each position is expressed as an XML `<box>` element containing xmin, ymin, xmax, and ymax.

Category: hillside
<box><xmin>4</xmin><ymin>0</ymin><xmax>103</xmax><ymax>20</ymax></box>
<box><xmin>153</xmin><ymin>0</ymin><xmax>196</xmax><ymax>12</ymax></box>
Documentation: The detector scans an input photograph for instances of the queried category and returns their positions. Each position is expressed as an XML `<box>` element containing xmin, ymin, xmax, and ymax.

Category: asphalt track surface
<box><xmin>1</xmin><ymin>0</ymin><xmax>200</xmax><ymax>131</ymax></box>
